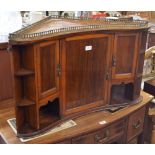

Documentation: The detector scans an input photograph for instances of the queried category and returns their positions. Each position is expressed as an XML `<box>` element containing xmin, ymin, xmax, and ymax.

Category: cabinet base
<box><xmin>16</xmin><ymin>96</ymin><xmax>143</xmax><ymax>138</ymax></box>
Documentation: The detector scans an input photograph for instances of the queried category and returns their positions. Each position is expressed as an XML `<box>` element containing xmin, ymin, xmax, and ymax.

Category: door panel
<box><xmin>36</xmin><ymin>41</ymin><xmax>59</xmax><ymax>100</ymax></box>
<box><xmin>62</xmin><ymin>34</ymin><xmax>112</xmax><ymax>115</ymax></box>
<box><xmin>112</xmin><ymin>33</ymin><xmax>139</xmax><ymax>80</ymax></box>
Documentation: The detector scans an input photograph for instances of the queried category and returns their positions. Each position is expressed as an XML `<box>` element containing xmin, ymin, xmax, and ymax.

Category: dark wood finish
<box><xmin>12</xmin><ymin>45</ymin><xmax>39</xmax><ymax>133</ymax></box>
<box><xmin>72</xmin><ymin>119</ymin><xmax>126</xmax><ymax>144</ymax></box>
<box><xmin>0</xmin><ymin>43</ymin><xmax>14</xmax><ymax>104</ymax></box>
<box><xmin>35</xmin><ymin>41</ymin><xmax>59</xmax><ymax>101</ymax></box>
<box><xmin>112</xmin><ymin>33</ymin><xmax>139</xmax><ymax>81</ymax></box>
<box><xmin>61</xmin><ymin>34</ymin><xmax>112</xmax><ymax>116</ymax></box>
<box><xmin>0</xmin><ymin>91</ymin><xmax>152</xmax><ymax>144</ymax></box>
<box><xmin>9</xmin><ymin>18</ymin><xmax>149</xmax><ymax>136</ymax></box>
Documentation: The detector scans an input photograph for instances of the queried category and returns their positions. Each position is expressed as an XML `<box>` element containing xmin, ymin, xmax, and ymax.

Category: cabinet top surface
<box><xmin>9</xmin><ymin>16</ymin><xmax>149</xmax><ymax>43</ymax></box>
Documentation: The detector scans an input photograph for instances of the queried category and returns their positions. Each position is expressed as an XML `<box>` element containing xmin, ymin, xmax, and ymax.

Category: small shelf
<box><xmin>17</xmin><ymin>99</ymin><xmax>35</xmax><ymax>107</ymax></box>
<box><xmin>15</xmin><ymin>68</ymin><xmax>34</xmax><ymax>76</ymax></box>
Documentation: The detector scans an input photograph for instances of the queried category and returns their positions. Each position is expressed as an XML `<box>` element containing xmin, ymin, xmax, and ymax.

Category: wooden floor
<box><xmin>0</xmin><ymin>101</ymin><xmax>21</xmax><ymax>144</ymax></box>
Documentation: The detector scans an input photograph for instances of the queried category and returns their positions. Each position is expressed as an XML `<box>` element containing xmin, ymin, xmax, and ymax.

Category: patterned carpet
<box><xmin>7</xmin><ymin>118</ymin><xmax>77</xmax><ymax>142</ymax></box>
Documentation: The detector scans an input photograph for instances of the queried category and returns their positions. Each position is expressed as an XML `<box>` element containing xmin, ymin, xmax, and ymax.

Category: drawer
<box><xmin>127</xmin><ymin>107</ymin><xmax>146</xmax><ymax>142</ymax></box>
<box><xmin>72</xmin><ymin>119</ymin><xmax>126</xmax><ymax>144</ymax></box>
<box><xmin>94</xmin><ymin>120</ymin><xmax>125</xmax><ymax>144</ymax></box>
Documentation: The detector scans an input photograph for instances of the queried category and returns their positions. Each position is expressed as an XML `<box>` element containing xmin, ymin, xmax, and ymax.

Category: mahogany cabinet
<box><xmin>9</xmin><ymin>16</ymin><xmax>149</xmax><ymax>137</ymax></box>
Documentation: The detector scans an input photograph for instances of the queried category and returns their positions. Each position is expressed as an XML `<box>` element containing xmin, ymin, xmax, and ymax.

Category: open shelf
<box><xmin>39</xmin><ymin>99</ymin><xmax>60</xmax><ymax>129</ymax></box>
<box><xmin>15</xmin><ymin>68</ymin><xmax>34</xmax><ymax>76</ymax></box>
<box><xmin>110</xmin><ymin>83</ymin><xmax>133</xmax><ymax>105</ymax></box>
<box><xmin>16</xmin><ymin>99</ymin><xmax>35</xmax><ymax>107</ymax></box>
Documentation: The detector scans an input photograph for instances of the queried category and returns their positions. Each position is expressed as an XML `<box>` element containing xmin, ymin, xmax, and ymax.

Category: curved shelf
<box><xmin>15</xmin><ymin>68</ymin><xmax>34</xmax><ymax>76</ymax></box>
<box><xmin>16</xmin><ymin>99</ymin><xmax>35</xmax><ymax>107</ymax></box>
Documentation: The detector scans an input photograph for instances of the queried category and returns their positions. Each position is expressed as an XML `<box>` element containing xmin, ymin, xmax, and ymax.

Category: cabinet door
<box><xmin>36</xmin><ymin>41</ymin><xmax>59</xmax><ymax>100</ymax></box>
<box><xmin>61</xmin><ymin>34</ymin><xmax>112</xmax><ymax>115</ymax></box>
<box><xmin>112</xmin><ymin>33</ymin><xmax>139</xmax><ymax>81</ymax></box>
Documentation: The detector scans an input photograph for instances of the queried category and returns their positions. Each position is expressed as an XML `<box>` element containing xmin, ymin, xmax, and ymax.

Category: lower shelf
<box><xmin>16</xmin><ymin>99</ymin><xmax>35</xmax><ymax>107</ymax></box>
<box><xmin>39</xmin><ymin>101</ymin><xmax>60</xmax><ymax>129</ymax></box>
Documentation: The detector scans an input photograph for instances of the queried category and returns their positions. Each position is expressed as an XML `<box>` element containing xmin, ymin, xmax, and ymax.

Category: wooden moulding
<box><xmin>9</xmin><ymin>15</ymin><xmax>149</xmax><ymax>42</ymax></box>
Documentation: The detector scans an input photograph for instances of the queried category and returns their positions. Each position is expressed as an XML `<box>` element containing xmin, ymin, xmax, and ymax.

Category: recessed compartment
<box><xmin>110</xmin><ymin>83</ymin><xmax>134</xmax><ymax>105</ymax></box>
<box><xmin>39</xmin><ymin>98</ymin><xmax>60</xmax><ymax>129</ymax></box>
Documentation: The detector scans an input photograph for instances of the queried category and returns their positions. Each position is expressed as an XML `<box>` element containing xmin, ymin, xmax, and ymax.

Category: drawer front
<box><xmin>127</xmin><ymin>107</ymin><xmax>146</xmax><ymax>142</ymax></box>
<box><xmin>72</xmin><ymin>119</ymin><xmax>126</xmax><ymax>144</ymax></box>
<box><xmin>94</xmin><ymin>120</ymin><xmax>125</xmax><ymax>144</ymax></box>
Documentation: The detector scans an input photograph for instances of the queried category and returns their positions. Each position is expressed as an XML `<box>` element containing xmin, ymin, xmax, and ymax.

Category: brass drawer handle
<box><xmin>95</xmin><ymin>130</ymin><xmax>109</xmax><ymax>143</ymax></box>
<box><xmin>132</xmin><ymin>119</ymin><xmax>142</xmax><ymax>129</ymax></box>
